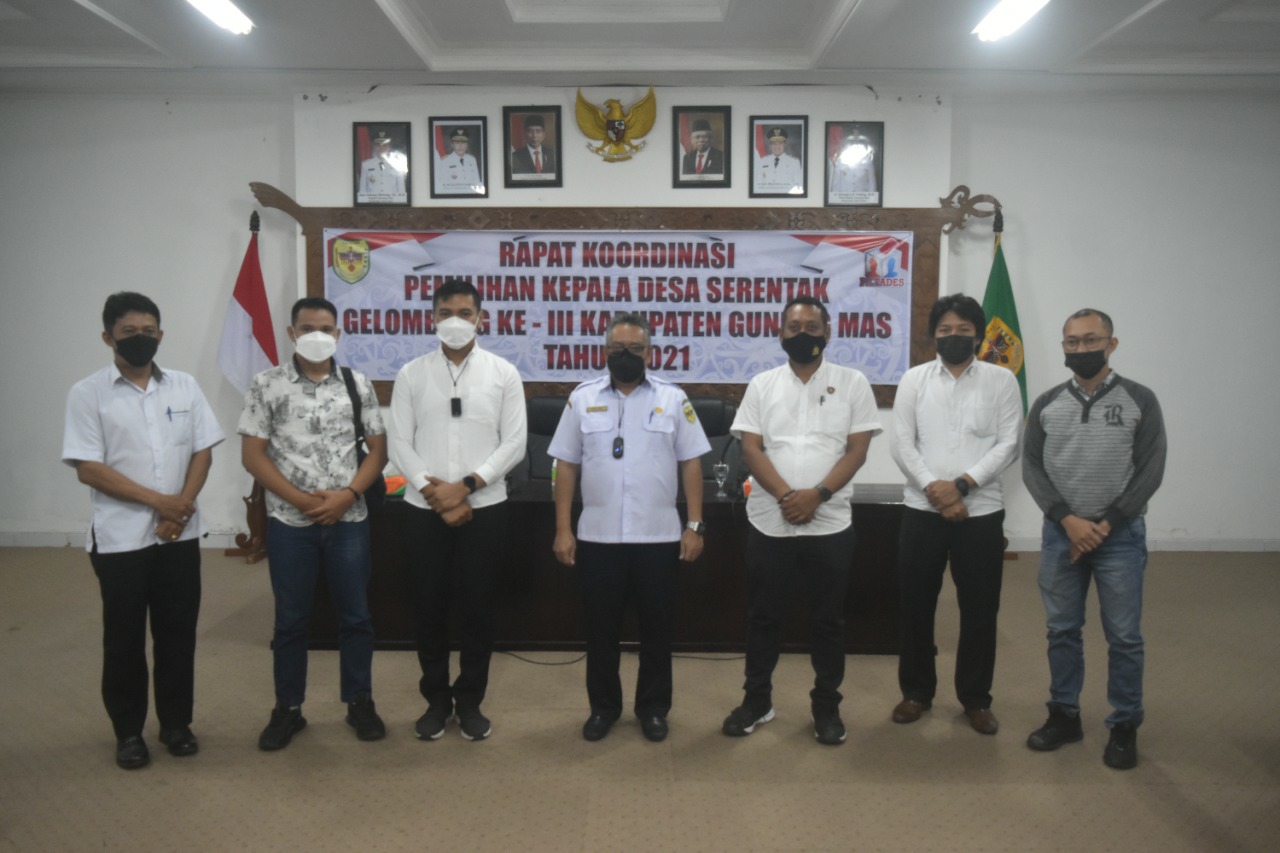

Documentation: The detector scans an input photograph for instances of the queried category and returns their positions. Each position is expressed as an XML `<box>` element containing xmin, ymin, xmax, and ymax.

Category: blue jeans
<box><xmin>267</xmin><ymin>519</ymin><xmax>374</xmax><ymax>706</ymax></box>
<box><xmin>1038</xmin><ymin>517</ymin><xmax>1147</xmax><ymax>728</ymax></box>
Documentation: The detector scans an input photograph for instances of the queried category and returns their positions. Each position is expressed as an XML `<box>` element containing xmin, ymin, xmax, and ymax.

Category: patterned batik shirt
<box><xmin>237</xmin><ymin>357</ymin><xmax>385</xmax><ymax>526</ymax></box>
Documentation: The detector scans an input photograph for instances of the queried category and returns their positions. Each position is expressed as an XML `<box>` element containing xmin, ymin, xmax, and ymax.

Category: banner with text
<box><xmin>324</xmin><ymin>229</ymin><xmax>913</xmax><ymax>384</ymax></box>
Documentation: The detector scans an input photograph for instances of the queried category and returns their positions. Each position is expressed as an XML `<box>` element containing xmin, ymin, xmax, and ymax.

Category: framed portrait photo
<box><xmin>672</xmin><ymin>106</ymin><xmax>731</xmax><ymax>189</ymax></box>
<box><xmin>353</xmin><ymin>122</ymin><xmax>411</xmax><ymax>207</ymax></box>
<box><xmin>503</xmin><ymin>106</ymin><xmax>563</xmax><ymax>189</ymax></box>
<box><xmin>749</xmin><ymin>116</ymin><xmax>808</xmax><ymax>199</ymax></box>
<box><xmin>825</xmin><ymin>121</ymin><xmax>884</xmax><ymax>207</ymax></box>
<box><xmin>429</xmin><ymin>117</ymin><xmax>488</xmax><ymax>199</ymax></box>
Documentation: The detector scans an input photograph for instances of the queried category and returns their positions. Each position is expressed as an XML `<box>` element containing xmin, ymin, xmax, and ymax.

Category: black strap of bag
<box><xmin>340</xmin><ymin>366</ymin><xmax>387</xmax><ymax>510</ymax></box>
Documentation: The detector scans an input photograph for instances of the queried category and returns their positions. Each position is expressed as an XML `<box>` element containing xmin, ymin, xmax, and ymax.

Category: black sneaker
<box><xmin>345</xmin><ymin>693</ymin><xmax>386</xmax><ymax>741</ymax></box>
<box><xmin>456</xmin><ymin>705</ymin><xmax>492</xmax><ymax>741</ymax></box>
<box><xmin>258</xmin><ymin>705</ymin><xmax>306</xmax><ymax>751</ymax></box>
<box><xmin>722</xmin><ymin>704</ymin><xmax>774</xmax><ymax>737</ymax></box>
<box><xmin>1026</xmin><ymin>706</ymin><xmax>1083</xmax><ymax>751</ymax></box>
<box><xmin>115</xmin><ymin>735</ymin><xmax>150</xmax><ymax>770</ymax></box>
<box><xmin>1103</xmin><ymin>723</ymin><xmax>1138</xmax><ymax>770</ymax></box>
<box><xmin>415</xmin><ymin>703</ymin><xmax>452</xmax><ymax>741</ymax></box>
<box><xmin>812</xmin><ymin>709</ymin><xmax>847</xmax><ymax>746</ymax></box>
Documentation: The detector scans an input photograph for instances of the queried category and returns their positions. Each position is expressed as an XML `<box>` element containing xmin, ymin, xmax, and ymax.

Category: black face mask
<box><xmin>935</xmin><ymin>334</ymin><xmax>977</xmax><ymax>366</ymax></box>
<box><xmin>607</xmin><ymin>349</ymin><xmax>646</xmax><ymax>384</ymax></box>
<box><xmin>114</xmin><ymin>333</ymin><xmax>160</xmax><ymax>367</ymax></box>
<box><xmin>1065</xmin><ymin>349</ymin><xmax>1108</xmax><ymax>379</ymax></box>
<box><xmin>781</xmin><ymin>331</ymin><xmax>825</xmax><ymax>365</ymax></box>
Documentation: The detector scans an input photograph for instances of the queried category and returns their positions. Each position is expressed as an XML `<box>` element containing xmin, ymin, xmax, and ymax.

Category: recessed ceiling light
<box><xmin>185</xmin><ymin>0</ymin><xmax>254</xmax><ymax>35</ymax></box>
<box><xmin>972</xmin><ymin>0</ymin><xmax>1051</xmax><ymax>42</ymax></box>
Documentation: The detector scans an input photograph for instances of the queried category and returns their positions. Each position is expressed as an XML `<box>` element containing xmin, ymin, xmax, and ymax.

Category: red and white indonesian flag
<box><xmin>218</xmin><ymin>232</ymin><xmax>278</xmax><ymax>394</ymax></box>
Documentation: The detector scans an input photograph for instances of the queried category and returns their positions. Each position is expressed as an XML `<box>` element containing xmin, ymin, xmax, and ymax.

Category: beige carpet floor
<box><xmin>0</xmin><ymin>547</ymin><xmax>1277</xmax><ymax>852</ymax></box>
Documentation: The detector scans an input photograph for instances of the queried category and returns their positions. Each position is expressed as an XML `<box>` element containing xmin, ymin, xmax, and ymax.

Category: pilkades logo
<box><xmin>858</xmin><ymin>237</ymin><xmax>909</xmax><ymax>287</ymax></box>
<box><xmin>333</xmin><ymin>238</ymin><xmax>370</xmax><ymax>285</ymax></box>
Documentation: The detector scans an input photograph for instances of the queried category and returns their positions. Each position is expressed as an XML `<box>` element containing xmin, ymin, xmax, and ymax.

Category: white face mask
<box><xmin>437</xmin><ymin>315</ymin><xmax>478</xmax><ymax>350</ymax></box>
<box><xmin>294</xmin><ymin>330</ymin><xmax>337</xmax><ymax>362</ymax></box>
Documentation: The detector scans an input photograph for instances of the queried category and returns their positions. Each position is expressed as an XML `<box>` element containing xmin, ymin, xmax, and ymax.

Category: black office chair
<box><xmin>686</xmin><ymin>396</ymin><xmax>745</xmax><ymax>498</ymax></box>
<box><xmin>525</xmin><ymin>395</ymin><xmax>570</xmax><ymax>482</ymax></box>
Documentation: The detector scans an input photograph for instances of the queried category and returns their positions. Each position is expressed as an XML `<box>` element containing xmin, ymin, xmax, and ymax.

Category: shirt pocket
<box><xmin>964</xmin><ymin>404</ymin><xmax>998</xmax><ymax>438</ymax></box>
<box><xmin>167</xmin><ymin>409</ymin><xmax>195</xmax><ymax>449</ymax></box>
<box><xmin>580</xmin><ymin>411</ymin><xmax>615</xmax><ymax>458</ymax></box>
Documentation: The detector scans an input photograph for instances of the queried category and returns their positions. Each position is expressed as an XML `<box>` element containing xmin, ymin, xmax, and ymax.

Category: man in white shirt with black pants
<box><xmin>62</xmin><ymin>292</ymin><xmax>224</xmax><ymax>770</ymax></box>
<box><xmin>389</xmin><ymin>278</ymin><xmax>527</xmax><ymax>742</ymax></box>
<box><xmin>723</xmin><ymin>296</ymin><xmax>881</xmax><ymax>746</ymax></box>
<box><xmin>889</xmin><ymin>294</ymin><xmax>1022</xmax><ymax>735</ymax></box>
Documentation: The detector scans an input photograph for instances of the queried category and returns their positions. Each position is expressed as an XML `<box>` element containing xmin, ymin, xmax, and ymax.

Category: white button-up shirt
<box><xmin>890</xmin><ymin>357</ymin><xmax>1022</xmax><ymax>517</ymax></box>
<box><xmin>548</xmin><ymin>375</ymin><xmax>711</xmax><ymax>544</ymax></box>
<box><xmin>389</xmin><ymin>345</ymin><xmax>527</xmax><ymax>511</ymax></box>
<box><xmin>62</xmin><ymin>364</ymin><xmax>224</xmax><ymax>553</ymax></box>
<box><xmin>236</xmin><ymin>358</ymin><xmax>386</xmax><ymax>526</ymax></box>
<box><xmin>732</xmin><ymin>360</ymin><xmax>882</xmax><ymax>537</ymax></box>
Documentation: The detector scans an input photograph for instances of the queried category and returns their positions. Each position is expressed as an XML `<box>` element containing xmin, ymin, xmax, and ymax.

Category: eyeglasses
<box><xmin>605</xmin><ymin>344</ymin><xmax>647</xmax><ymax>357</ymax></box>
<box><xmin>1061</xmin><ymin>335</ymin><xmax>1111</xmax><ymax>352</ymax></box>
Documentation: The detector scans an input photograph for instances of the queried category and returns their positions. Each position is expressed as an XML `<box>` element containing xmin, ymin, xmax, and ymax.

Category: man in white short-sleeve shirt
<box><xmin>722</xmin><ymin>296</ymin><xmax>881</xmax><ymax>746</ymax></box>
<box><xmin>549</xmin><ymin>312</ymin><xmax>710</xmax><ymax>744</ymax></box>
<box><xmin>62</xmin><ymin>292</ymin><xmax>224</xmax><ymax>770</ymax></box>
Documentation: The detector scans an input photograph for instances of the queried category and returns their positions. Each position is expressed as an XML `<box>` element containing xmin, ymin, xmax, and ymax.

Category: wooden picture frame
<box><xmin>353</xmin><ymin>122</ymin><xmax>410</xmax><ymax>207</ymax></box>
<box><xmin>429</xmin><ymin>117</ymin><xmax>488</xmax><ymax>199</ymax></box>
<box><xmin>825</xmin><ymin>121</ymin><xmax>884</xmax><ymax>208</ymax></box>
<box><xmin>749</xmin><ymin>116</ymin><xmax>808</xmax><ymax>199</ymax></box>
<box><xmin>672</xmin><ymin>106</ymin><xmax>731</xmax><ymax>189</ymax></box>
<box><xmin>503</xmin><ymin>106</ymin><xmax>563</xmax><ymax>189</ymax></box>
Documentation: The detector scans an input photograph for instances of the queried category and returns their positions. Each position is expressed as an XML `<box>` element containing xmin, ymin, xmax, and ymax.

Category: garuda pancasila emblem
<box><xmin>575</xmin><ymin>86</ymin><xmax>657</xmax><ymax>162</ymax></box>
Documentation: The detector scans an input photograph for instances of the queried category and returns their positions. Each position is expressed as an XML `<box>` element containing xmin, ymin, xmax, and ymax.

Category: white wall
<box><xmin>0</xmin><ymin>94</ymin><xmax>296</xmax><ymax>546</ymax></box>
<box><xmin>3</xmin><ymin>86</ymin><xmax>1276</xmax><ymax>550</ymax></box>
<box><xmin>947</xmin><ymin>91</ymin><xmax>1280</xmax><ymax>549</ymax></box>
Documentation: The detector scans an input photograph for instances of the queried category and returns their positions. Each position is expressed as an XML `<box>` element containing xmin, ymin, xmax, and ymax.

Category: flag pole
<box><xmin>226</xmin><ymin>209</ymin><xmax>270</xmax><ymax>564</ymax></box>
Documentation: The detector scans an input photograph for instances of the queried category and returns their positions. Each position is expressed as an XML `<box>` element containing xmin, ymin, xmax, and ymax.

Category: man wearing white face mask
<box><xmin>389</xmin><ymin>279</ymin><xmax>527</xmax><ymax>742</ymax></box>
<box><xmin>238</xmin><ymin>297</ymin><xmax>389</xmax><ymax>750</ymax></box>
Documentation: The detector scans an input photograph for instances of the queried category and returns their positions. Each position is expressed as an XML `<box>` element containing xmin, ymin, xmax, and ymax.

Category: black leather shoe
<box><xmin>159</xmin><ymin>726</ymin><xmax>199</xmax><ymax>756</ymax></box>
<box><xmin>1103</xmin><ymin>724</ymin><xmax>1138</xmax><ymax>770</ymax></box>
<box><xmin>582</xmin><ymin>713</ymin><xmax>617</xmax><ymax>742</ymax></box>
<box><xmin>639</xmin><ymin>716</ymin><xmax>669</xmax><ymax>742</ymax></box>
<box><xmin>115</xmin><ymin>735</ymin><xmax>150</xmax><ymax>770</ymax></box>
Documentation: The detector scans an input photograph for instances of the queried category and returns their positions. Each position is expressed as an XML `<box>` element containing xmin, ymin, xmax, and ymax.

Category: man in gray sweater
<box><xmin>1022</xmin><ymin>308</ymin><xmax>1166</xmax><ymax>770</ymax></box>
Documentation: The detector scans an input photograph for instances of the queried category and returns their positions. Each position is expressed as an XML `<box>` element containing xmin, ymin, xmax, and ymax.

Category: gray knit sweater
<box><xmin>1022</xmin><ymin>372</ymin><xmax>1167</xmax><ymax>527</ymax></box>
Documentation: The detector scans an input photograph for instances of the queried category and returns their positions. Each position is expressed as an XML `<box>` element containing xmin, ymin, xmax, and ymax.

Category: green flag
<box><xmin>978</xmin><ymin>235</ymin><xmax>1028</xmax><ymax>413</ymax></box>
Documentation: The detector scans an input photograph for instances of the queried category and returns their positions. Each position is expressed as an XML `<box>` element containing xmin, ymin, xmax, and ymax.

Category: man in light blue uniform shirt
<box><xmin>549</xmin><ymin>313</ymin><xmax>710</xmax><ymax>743</ymax></box>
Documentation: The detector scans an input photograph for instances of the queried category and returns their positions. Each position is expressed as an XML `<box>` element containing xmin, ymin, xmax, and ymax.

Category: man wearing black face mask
<box><xmin>62</xmin><ymin>292</ymin><xmax>224</xmax><ymax>769</ymax></box>
<box><xmin>889</xmin><ymin>295</ymin><xmax>1022</xmax><ymax>735</ymax></box>
<box><xmin>548</xmin><ymin>313</ymin><xmax>710</xmax><ymax>743</ymax></box>
<box><xmin>723</xmin><ymin>296</ymin><xmax>881</xmax><ymax>746</ymax></box>
<box><xmin>1023</xmin><ymin>308</ymin><xmax>1166</xmax><ymax>770</ymax></box>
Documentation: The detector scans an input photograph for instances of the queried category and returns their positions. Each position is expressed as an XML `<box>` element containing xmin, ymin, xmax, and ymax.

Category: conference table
<box><xmin>308</xmin><ymin>482</ymin><xmax>904</xmax><ymax>654</ymax></box>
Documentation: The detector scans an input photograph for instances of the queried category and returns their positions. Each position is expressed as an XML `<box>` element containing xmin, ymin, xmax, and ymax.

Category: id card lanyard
<box><xmin>446</xmin><ymin>356</ymin><xmax>470</xmax><ymax>417</ymax></box>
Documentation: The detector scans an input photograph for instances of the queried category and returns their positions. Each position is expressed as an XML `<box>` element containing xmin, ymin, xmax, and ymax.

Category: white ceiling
<box><xmin>0</xmin><ymin>0</ymin><xmax>1278</xmax><ymax>95</ymax></box>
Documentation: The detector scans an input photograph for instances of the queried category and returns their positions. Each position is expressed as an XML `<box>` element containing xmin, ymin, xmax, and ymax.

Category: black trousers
<box><xmin>577</xmin><ymin>540</ymin><xmax>680</xmax><ymax>719</ymax></box>
<box><xmin>896</xmin><ymin>507</ymin><xmax>1005</xmax><ymax>710</ymax></box>
<box><xmin>742</xmin><ymin>524</ymin><xmax>856</xmax><ymax>713</ymax></box>
<box><xmin>89</xmin><ymin>538</ymin><xmax>201</xmax><ymax>739</ymax></box>
<box><xmin>401</xmin><ymin>502</ymin><xmax>508</xmax><ymax>710</ymax></box>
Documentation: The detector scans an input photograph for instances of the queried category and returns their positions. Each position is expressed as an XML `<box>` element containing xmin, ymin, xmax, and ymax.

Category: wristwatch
<box><xmin>816</xmin><ymin>485</ymin><xmax>833</xmax><ymax>503</ymax></box>
<box><xmin>463</xmin><ymin>475</ymin><xmax>478</xmax><ymax>494</ymax></box>
<box><xmin>954</xmin><ymin>477</ymin><xmax>971</xmax><ymax>497</ymax></box>
<box><xmin>686</xmin><ymin>521</ymin><xmax>706</xmax><ymax>535</ymax></box>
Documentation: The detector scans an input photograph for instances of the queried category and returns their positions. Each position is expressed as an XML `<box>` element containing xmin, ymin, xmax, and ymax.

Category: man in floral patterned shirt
<box><xmin>238</xmin><ymin>297</ymin><xmax>388</xmax><ymax>751</ymax></box>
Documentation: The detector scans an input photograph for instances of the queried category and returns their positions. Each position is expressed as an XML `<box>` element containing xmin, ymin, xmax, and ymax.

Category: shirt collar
<box><xmin>932</xmin><ymin>356</ymin><xmax>977</xmax><ymax>378</ymax></box>
<box><xmin>111</xmin><ymin>362</ymin><xmax>164</xmax><ymax>385</ymax></box>
<box><xmin>1070</xmin><ymin>370</ymin><xmax>1118</xmax><ymax>396</ymax></box>
<box><xmin>288</xmin><ymin>354</ymin><xmax>339</xmax><ymax>385</ymax></box>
